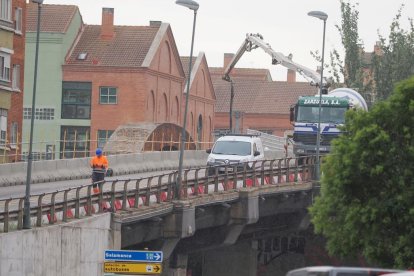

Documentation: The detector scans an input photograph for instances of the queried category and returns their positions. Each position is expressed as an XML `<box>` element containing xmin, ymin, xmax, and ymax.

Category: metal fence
<box><xmin>0</xmin><ymin>156</ymin><xmax>316</xmax><ymax>233</ymax></box>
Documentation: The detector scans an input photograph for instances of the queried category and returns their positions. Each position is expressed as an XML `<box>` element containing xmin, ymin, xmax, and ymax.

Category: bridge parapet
<box><xmin>0</xmin><ymin>156</ymin><xmax>317</xmax><ymax>233</ymax></box>
<box><xmin>0</xmin><ymin>150</ymin><xmax>209</xmax><ymax>187</ymax></box>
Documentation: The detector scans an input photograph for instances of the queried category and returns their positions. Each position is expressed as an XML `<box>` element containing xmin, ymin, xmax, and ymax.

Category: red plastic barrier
<box><xmin>84</xmin><ymin>204</ymin><xmax>96</xmax><ymax>214</ymax></box>
<box><xmin>47</xmin><ymin>213</ymin><xmax>57</xmax><ymax>223</ymax></box>
<box><xmin>113</xmin><ymin>200</ymin><xmax>122</xmax><ymax>211</ymax></box>
<box><xmin>66</xmin><ymin>209</ymin><xmax>74</xmax><ymax>219</ymax></box>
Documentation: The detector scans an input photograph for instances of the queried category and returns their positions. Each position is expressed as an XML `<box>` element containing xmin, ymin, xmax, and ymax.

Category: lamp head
<box><xmin>176</xmin><ymin>0</ymin><xmax>199</xmax><ymax>11</ymax></box>
<box><xmin>308</xmin><ymin>11</ymin><xmax>328</xmax><ymax>21</ymax></box>
<box><xmin>32</xmin><ymin>0</ymin><xmax>44</xmax><ymax>3</ymax></box>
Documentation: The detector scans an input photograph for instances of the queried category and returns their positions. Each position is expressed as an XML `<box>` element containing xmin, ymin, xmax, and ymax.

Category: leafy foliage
<box><xmin>372</xmin><ymin>7</ymin><xmax>414</xmax><ymax>101</ymax></box>
<box><xmin>336</xmin><ymin>1</ymin><xmax>364</xmax><ymax>89</ymax></box>
<box><xmin>327</xmin><ymin>1</ymin><xmax>414</xmax><ymax>105</ymax></box>
<box><xmin>309</xmin><ymin>76</ymin><xmax>414</xmax><ymax>268</ymax></box>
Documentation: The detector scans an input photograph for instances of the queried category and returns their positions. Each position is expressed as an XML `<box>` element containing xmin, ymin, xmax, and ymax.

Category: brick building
<box><xmin>180</xmin><ymin>53</ymin><xmax>216</xmax><ymax>146</ymax></box>
<box><xmin>0</xmin><ymin>0</ymin><xmax>25</xmax><ymax>162</ymax></box>
<box><xmin>63</xmin><ymin>8</ymin><xmax>215</xmax><ymax>155</ymax></box>
<box><xmin>210</xmin><ymin>54</ymin><xmax>317</xmax><ymax>137</ymax></box>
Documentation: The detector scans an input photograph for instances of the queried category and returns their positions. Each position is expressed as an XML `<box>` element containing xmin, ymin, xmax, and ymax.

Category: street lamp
<box><xmin>229</xmin><ymin>79</ymin><xmax>234</xmax><ymax>133</ymax></box>
<box><xmin>176</xmin><ymin>0</ymin><xmax>199</xmax><ymax>199</ymax></box>
<box><xmin>308</xmin><ymin>10</ymin><xmax>328</xmax><ymax>181</ymax></box>
<box><xmin>23</xmin><ymin>0</ymin><xmax>44</xmax><ymax>229</ymax></box>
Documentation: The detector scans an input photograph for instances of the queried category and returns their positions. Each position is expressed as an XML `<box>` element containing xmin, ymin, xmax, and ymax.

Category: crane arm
<box><xmin>223</xmin><ymin>33</ymin><xmax>327</xmax><ymax>87</ymax></box>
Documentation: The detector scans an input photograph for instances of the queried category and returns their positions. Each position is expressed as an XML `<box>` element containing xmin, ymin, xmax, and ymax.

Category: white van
<box><xmin>206</xmin><ymin>134</ymin><xmax>265</xmax><ymax>175</ymax></box>
<box><xmin>286</xmin><ymin>266</ymin><xmax>404</xmax><ymax>276</ymax></box>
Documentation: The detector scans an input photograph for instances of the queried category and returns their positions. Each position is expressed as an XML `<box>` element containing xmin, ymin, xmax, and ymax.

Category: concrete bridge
<box><xmin>0</xmin><ymin>151</ymin><xmax>318</xmax><ymax>276</ymax></box>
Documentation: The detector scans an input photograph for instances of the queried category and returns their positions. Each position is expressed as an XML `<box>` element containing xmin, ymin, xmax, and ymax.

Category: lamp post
<box><xmin>308</xmin><ymin>10</ymin><xmax>328</xmax><ymax>181</ymax></box>
<box><xmin>229</xmin><ymin>79</ymin><xmax>234</xmax><ymax>133</ymax></box>
<box><xmin>176</xmin><ymin>0</ymin><xmax>199</xmax><ymax>200</ymax></box>
<box><xmin>23</xmin><ymin>0</ymin><xmax>43</xmax><ymax>229</ymax></box>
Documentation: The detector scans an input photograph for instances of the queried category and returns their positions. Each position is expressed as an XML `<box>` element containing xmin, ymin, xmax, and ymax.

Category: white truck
<box><xmin>290</xmin><ymin>87</ymin><xmax>368</xmax><ymax>156</ymax></box>
<box><xmin>223</xmin><ymin>33</ymin><xmax>368</xmax><ymax>157</ymax></box>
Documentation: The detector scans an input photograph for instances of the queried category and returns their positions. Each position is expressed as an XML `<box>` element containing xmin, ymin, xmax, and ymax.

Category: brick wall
<box><xmin>7</xmin><ymin>0</ymin><xmax>26</xmax><ymax>161</ymax></box>
<box><xmin>215</xmin><ymin>112</ymin><xmax>291</xmax><ymax>137</ymax></box>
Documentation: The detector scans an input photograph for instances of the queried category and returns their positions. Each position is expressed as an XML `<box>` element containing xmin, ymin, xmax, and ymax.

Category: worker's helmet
<box><xmin>96</xmin><ymin>148</ymin><xmax>103</xmax><ymax>156</ymax></box>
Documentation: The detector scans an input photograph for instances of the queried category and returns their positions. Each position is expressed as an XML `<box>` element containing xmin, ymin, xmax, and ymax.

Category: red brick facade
<box><xmin>63</xmin><ymin>10</ymin><xmax>215</xmax><ymax>152</ymax></box>
<box><xmin>7</xmin><ymin>0</ymin><xmax>26</xmax><ymax>161</ymax></box>
<box><xmin>181</xmin><ymin>54</ymin><xmax>216</xmax><ymax>146</ymax></box>
<box><xmin>214</xmin><ymin>112</ymin><xmax>290</xmax><ymax>137</ymax></box>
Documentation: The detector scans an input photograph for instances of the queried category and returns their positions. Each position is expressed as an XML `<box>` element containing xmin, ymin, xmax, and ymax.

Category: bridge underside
<box><xmin>114</xmin><ymin>184</ymin><xmax>314</xmax><ymax>274</ymax></box>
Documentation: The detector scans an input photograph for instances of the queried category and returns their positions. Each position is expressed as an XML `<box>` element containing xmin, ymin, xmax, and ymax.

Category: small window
<box><xmin>15</xmin><ymin>7</ymin><xmax>22</xmax><ymax>32</ymax></box>
<box><xmin>24</xmin><ymin>107</ymin><xmax>55</xmax><ymax>120</ymax></box>
<box><xmin>77</xmin><ymin>52</ymin><xmax>88</xmax><ymax>60</ymax></box>
<box><xmin>12</xmin><ymin>64</ymin><xmax>20</xmax><ymax>90</ymax></box>
<box><xmin>10</xmin><ymin>121</ymin><xmax>18</xmax><ymax>145</ymax></box>
<box><xmin>0</xmin><ymin>109</ymin><xmax>7</xmax><ymax>146</ymax></box>
<box><xmin>0</xmin><ymin>0</ymin><xmax>12</xmax><ymax>21</ymax></box>
<box><xmin>0</xmin><ymin>52</ymin><xmax>11</xmax><ymax>81</ymax></box>
<box><xmin>99</xmin><ymin>87</ymin><xmax>117</xmax><ymax>104</ymax></box>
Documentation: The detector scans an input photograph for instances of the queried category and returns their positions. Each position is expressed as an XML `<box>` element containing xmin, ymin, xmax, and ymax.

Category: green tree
<box><xmin>373</xmin><ymin>7</ymin><xmax>414</xmax><ymax>101</ymax></box>
<box><xmin>336</xmin><ymin>1</ymin><xmax>364</xmax><ymax>89</ymax></box>
<box><xmin>309</xmin><ymin>76</ymin><xmax>414</xmax><ymax>268</ymax></box>
<box><xmin>327</xmin><ymin>1</ymin><xmax>414</xmax><ymax>104</ymax></box>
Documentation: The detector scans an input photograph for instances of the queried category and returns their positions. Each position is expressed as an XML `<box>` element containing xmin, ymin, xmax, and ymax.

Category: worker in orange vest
<box><xmin>90</xmin><ymin>148</ymin><xmax>108</xmax><ymax>194</ymax></box>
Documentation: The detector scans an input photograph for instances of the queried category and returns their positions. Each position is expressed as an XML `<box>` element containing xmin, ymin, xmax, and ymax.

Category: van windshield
<box><xmin>212</xmin><ymin>141</ymin><xmax>251</xmax><ymax>156</ymax></box>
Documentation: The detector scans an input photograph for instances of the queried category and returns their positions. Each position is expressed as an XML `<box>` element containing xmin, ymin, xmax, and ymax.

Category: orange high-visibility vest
<box><xmin>90</xmin><ymin>155</ymin><xmax>108</xmax><ymax>170</ymax></box>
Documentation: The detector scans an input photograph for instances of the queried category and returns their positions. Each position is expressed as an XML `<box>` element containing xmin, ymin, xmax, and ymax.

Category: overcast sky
<box><xmin>44</xmin><ymin>0</ymin><xmax>413</xmax><ymax>81</ymax></box>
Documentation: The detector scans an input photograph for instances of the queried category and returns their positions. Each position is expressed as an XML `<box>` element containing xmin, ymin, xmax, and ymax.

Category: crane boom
<box><xmin>223</xmin><ymin>33</ymin><xmax>326</xmax><ymax>87</ymax></box>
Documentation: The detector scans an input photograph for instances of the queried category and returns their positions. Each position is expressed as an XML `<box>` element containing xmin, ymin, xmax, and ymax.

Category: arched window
<box><xmin>190</xmin><ymin>112</ymin><xmax>194</xmax><ymax>138</ymax></box>
<box><xmin>173</xmin><ymin>96</ymin><xmax>179</xmax><ymax>123</ymax></box>
<box><xmin>159</xmin><ymin>93</ymin><xmax>168</xmax><ymax>122</ymax></box>
<box><xmin>197</xmin><ymin>114</ymin><xmax>203</xmax><ymax>144</ymax></box>
<box><xmin>209</xmin><ymin>116</ymin><xmax>212</xmax><ymax>143</ymax></box>
<box><xmin>147</xmin><ymin>90</ymin><xmax>155</xmax><ymax>121</ymax></box>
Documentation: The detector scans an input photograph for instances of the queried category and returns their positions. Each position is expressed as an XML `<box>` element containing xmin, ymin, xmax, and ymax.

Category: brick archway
<box><xmin>104</xmin><ymin>122</ymin><xmax>196</xmax><ymax>154</ymax></box>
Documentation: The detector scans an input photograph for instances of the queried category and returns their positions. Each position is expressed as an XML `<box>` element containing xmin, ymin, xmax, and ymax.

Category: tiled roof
<box><xmin>212</xmin><ymin>77</ymin><xmax>318</xmax><ymax>114</ymax></box>
<box><xmin>26</xmin><ymin>3</ymin><xmax>78</xmax><ymax>33</ymax></box>
<box><xmin>66</xmin><ymin>25</ymin><xmax>160</xmax><ymax>67</ymax></box>
<box><xmin>209</xmin><ymin>67</ymin><xmax>272</xmax><ymax>81</ymax></box>
<box><xmin>180</xmin><ymin>56</ymin><xmax>196</xmax><ymax>79</ymax></box>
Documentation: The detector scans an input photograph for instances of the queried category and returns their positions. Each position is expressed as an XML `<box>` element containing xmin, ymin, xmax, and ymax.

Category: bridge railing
<box><xmin>0</xmin><ymin>156</ymin><xmax>316</xmax><ymax>233</ymax></box>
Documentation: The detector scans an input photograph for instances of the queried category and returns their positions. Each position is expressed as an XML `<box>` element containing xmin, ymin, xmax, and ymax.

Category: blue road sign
<box><xmin>104</xmin><ymin>250</ymin><xmax>163</xmax><ymax>263</ymax></box>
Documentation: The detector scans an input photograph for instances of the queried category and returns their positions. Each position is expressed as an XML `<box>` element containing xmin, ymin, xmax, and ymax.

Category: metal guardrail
<box><xmin>0</xmin><ymin>156</ymin><xmax>316</xmax><ymax>233</ymax></box>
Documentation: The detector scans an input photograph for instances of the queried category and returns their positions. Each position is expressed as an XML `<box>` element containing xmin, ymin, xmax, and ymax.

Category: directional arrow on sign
<box><xmin>154</xmin><ymin>253</ymin><xmax>161</xmax><ymax>261</ymax></box>
<box><xmin>154</xmin><ymin>265</ymin><xmax>160</xmax><ymax>273</ymax></box>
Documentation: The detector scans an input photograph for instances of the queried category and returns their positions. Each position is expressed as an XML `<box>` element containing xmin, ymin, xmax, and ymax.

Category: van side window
<box><xmin>253</xmin><ymin>143</ymin><xmax>258</xmax><ymax>153</ymax></box>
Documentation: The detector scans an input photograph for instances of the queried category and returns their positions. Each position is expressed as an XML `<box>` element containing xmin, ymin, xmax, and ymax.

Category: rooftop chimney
<box><xmin>374</xmin><ymin>41</ymin><xmax>383</xmax><ymax>56</ymax></box>
<box><xmin>287</xmin><ymin>69</ymin><xmax>296</xmax><ymax>83</ymax></box>
<box><xmin>286</xmin><ymin>54</ymin><xmax>296</xmax><ymax>83</ymax></box>
<box><xmin>223</xmin><ymin>53</ymin><xmax>235</xmax><ymax>71</ymax></box>
<box><xmin>101</xmin><ymin>7</ymin><xmax>114</xmax><ymax>40</ymax></box>
<box><xmin>150</xmin><ymin>21</ymin><xmax>162</xmax><ymax>27</ymax></box>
